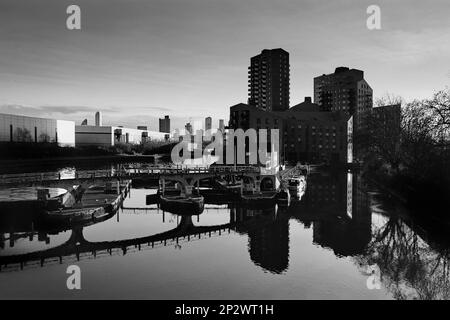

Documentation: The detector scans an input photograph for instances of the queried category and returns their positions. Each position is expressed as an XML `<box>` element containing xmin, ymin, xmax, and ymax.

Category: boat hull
<box><xmin>240</xmin><ymin>192</ymin><xmax>277</xmax><ymax>205</ymax></box>
<box><xmin>159</xmin><ymin>195</ymin><xmax>205</xmax><ymax>215</ymax></box>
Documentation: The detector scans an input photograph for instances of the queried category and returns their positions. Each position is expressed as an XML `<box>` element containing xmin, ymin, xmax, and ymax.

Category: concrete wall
<box><xmin>75</xmin><ymin>126</ymin><xmax>113</xmax><ymax>147</ymax></box>
<box><xmin>0</xmin><ymin>113</ymin><xmax>75</xmax><ymax>146</ymax></box>
<box><xmin>75</xmin><ymin>125</ymin><xmax>170</xmax><ymax>147</ymax></box>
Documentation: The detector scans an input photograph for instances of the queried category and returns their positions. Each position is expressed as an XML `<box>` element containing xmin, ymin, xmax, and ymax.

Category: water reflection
<box><xmin>1</xmin><ymin>171</ymin><xmax>450</xmax><ymax>299</ymax></box>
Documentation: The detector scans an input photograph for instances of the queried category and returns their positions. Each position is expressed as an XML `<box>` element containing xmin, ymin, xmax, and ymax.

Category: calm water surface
<box><xmin>0</xmin><ymin>169</ymin><xmax>449</xmax><ymax>300</ymax></box>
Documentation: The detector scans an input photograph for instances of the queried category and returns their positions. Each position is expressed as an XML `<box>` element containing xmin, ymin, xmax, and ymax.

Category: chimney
<box><xmin>305</xmin><ymin>97</ymin><xmax>312</xmax><ymax>103</ymax></box>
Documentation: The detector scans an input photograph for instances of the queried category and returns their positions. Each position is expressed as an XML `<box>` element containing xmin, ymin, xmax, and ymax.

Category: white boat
<box><xmin>287</xmin><ymin>176</ymin><xmax>307</xmax><ymax>199</ymax></box>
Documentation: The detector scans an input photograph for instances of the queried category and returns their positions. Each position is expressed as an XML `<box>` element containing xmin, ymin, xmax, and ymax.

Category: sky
<box><xmin>0</xmin><ymin>0</ymin><xmax>449</xmax><ymax>130</ymax></box>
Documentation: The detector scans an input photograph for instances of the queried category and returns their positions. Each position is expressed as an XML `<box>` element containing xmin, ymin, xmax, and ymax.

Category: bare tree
<box><xmin>374</xmin><ymin>93</ymin><xmax>404</xmax><ymax>108</ymax></box>
<box><xmin>14</xmin><ymin>127</ymin><xmax>32</xmax><ymax>142</ymax></box>
<box><xmin>39</xmin><ymin>133</ymin><xmax>50</xmax><ymax>143</ymax></box>
<box><xmin>423</xmin><ymin>88</ymin><xmax>450</xmax><ymax>144</ymax></box>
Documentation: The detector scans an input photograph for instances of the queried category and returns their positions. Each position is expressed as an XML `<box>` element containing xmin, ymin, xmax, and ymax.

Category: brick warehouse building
<box><xmin>314</xmin><ymin>67</ymin><xmax>372</xmax><ymax>159</ymax></box>
<box><xmin>229</xmin><ymin>97</ymin><xmax>353</xmax><ymax>165</ymax></box>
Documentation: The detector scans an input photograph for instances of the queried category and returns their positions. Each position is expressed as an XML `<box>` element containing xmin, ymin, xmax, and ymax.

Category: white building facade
<box><xmin>0</xmin><ymin>113</ymin><xmax>75</xmax><ymax>147</ymax></box>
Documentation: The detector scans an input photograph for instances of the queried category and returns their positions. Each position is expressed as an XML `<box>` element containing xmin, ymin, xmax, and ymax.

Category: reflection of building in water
<box><xmin>0</xmin><ymin>233</ymin><xmax>4</xmax><ymax>249</ymax></box>
<box><xmin>232</xmin><ymin>204</ymin><xmax>290</xmax><ymax>274</ymax></box>
<box><xmin>287</xmin><ymin>172</ymin><xmax>371</xmax><ymax>257</ymax></box>
<box><xmin>312</xmin><ymin>173</ymin><xmax>371</xmax><ymax>256</ymax></box>
<box><xmin>248</xmin><ymin>216</ymin><xmax>289</xmax><ymax>274</ymax></box>
<box><xmin>300</xmin><ymin>173</ymin><xmax>348</xmax><ymax>212</ymax></box>
<box><xmin>346</xmin><ymin>172</ymin><xmax>353</xmax><ymax>218</ymax></box>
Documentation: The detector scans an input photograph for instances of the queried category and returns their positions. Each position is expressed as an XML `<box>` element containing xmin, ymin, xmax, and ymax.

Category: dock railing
<box><xmin>0</xmin><ymin>165</ymin><xmax>264</xmax><ymax>185</ymax></box>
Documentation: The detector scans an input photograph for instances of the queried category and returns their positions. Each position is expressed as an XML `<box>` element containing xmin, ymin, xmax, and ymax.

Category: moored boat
<box><xmin>240</xmin><ymin>191</ymin><xmax>278</xmax><ymax>204</ymax></box>
<box><xmin>159</xmin><ymin>194</ymin><xmax>205</xmax><ymax>215</ymax></box>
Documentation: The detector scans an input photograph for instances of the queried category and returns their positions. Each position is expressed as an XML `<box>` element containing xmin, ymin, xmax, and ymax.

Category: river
<box><xmin>0</xmin><ymin>164</ymin><xmax>449</xmax><ymax>300</ymax></box>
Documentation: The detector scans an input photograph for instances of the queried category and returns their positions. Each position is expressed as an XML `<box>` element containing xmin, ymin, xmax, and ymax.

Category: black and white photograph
<box><xmin>0</xmin><ymin>0</ymin><xmax>450</xmax><ymax>308</ymax></box>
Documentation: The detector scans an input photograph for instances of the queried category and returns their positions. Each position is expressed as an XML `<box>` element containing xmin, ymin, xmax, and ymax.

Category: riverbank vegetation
<box><xmin>363</xmin><ymin>88</ymin><xmax>450</xmax><ymax>221</ymax></box>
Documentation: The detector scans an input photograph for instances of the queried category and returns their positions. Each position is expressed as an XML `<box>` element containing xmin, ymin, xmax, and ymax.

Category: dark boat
<box><xmin>159</xmin><ymin>194</ymin><xmax>205</xmax><ymax>215</ymax></box>
<box><xmin>240</xmin><ymin>191</ymin><xmax>278</xmax><ymax>205</ymax></box>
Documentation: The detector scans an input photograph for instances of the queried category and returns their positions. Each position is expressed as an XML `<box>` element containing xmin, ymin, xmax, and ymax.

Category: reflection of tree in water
<box><xmin>356</xmin><ymin>214</ymin><xmax>450</xmax><ymax>299</ymax></box>
<box><xmin>247</xmin><ymin>213</ymin><xmax>289</xmax><ymax>274</ymax></box>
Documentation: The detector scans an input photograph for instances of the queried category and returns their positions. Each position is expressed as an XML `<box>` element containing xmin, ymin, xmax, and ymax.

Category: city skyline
<box><xmin>1</xmin><ymin>0</ymin><xmax>450</xmax><ymax>128</ymax></box>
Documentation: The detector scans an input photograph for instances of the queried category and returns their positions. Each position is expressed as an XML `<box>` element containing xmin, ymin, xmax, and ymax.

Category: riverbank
<box><xmin>364</xmin><ymin>169</ymin><xmax>450</xmax><ymax>229</ymax></box>
<box><xmin>0</xmin><ymin>154</ymin><xmax>171</xmax><ymax>174</ymax></box>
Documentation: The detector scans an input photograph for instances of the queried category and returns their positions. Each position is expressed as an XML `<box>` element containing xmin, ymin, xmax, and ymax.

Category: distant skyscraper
<box><xmin>95</xmin><ymin>111</ymin><xmax>102</xmax><ymax>126</ymax></box>
<box><xmin>248</xmin><ymin>48</ymin><xmax>290</xmax><ymax>112</ymax></box>
<box><xmin>205</xmin><ymin>117</ymin><xmax>212</xmax><ymax>131</ymax></box>
<box><xmin>159</xmin><ymin>115</ymin><xmax>170</xmax><ymax>133</ymax></box>
<box><xmin>218</xmin><ymin>119</ymin><xmax>225</xmax><ymax>132</ymax></box>
<box><xmin>185</xmin><ymin>122</ymin><xmax>193</xmax><ymax>135</ymax></box>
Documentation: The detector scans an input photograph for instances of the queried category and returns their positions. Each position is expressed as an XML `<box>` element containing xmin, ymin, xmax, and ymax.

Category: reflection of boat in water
<box><xmin>199</xmin><ymin>188</ymin><xmax>239</xmax><ymax>204</ymax></box>
<box><xmin>159</xmin><ymin>194</ymin><xmax>204</xmax><ymax>215</ymax></box>
<box><xmin>45</xmin><ymin>206</ymin><xmax>110</xmax><ymax>226</ymax></box>
<box><xmin>276</xmin><ymin>189</ymin><xmax>291</xmax><ymax>206</ymax></box>
<box><xmin>213</xmin><ymin>177</ymin><xmax>242</xmax><ymax>193</ymax></box>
